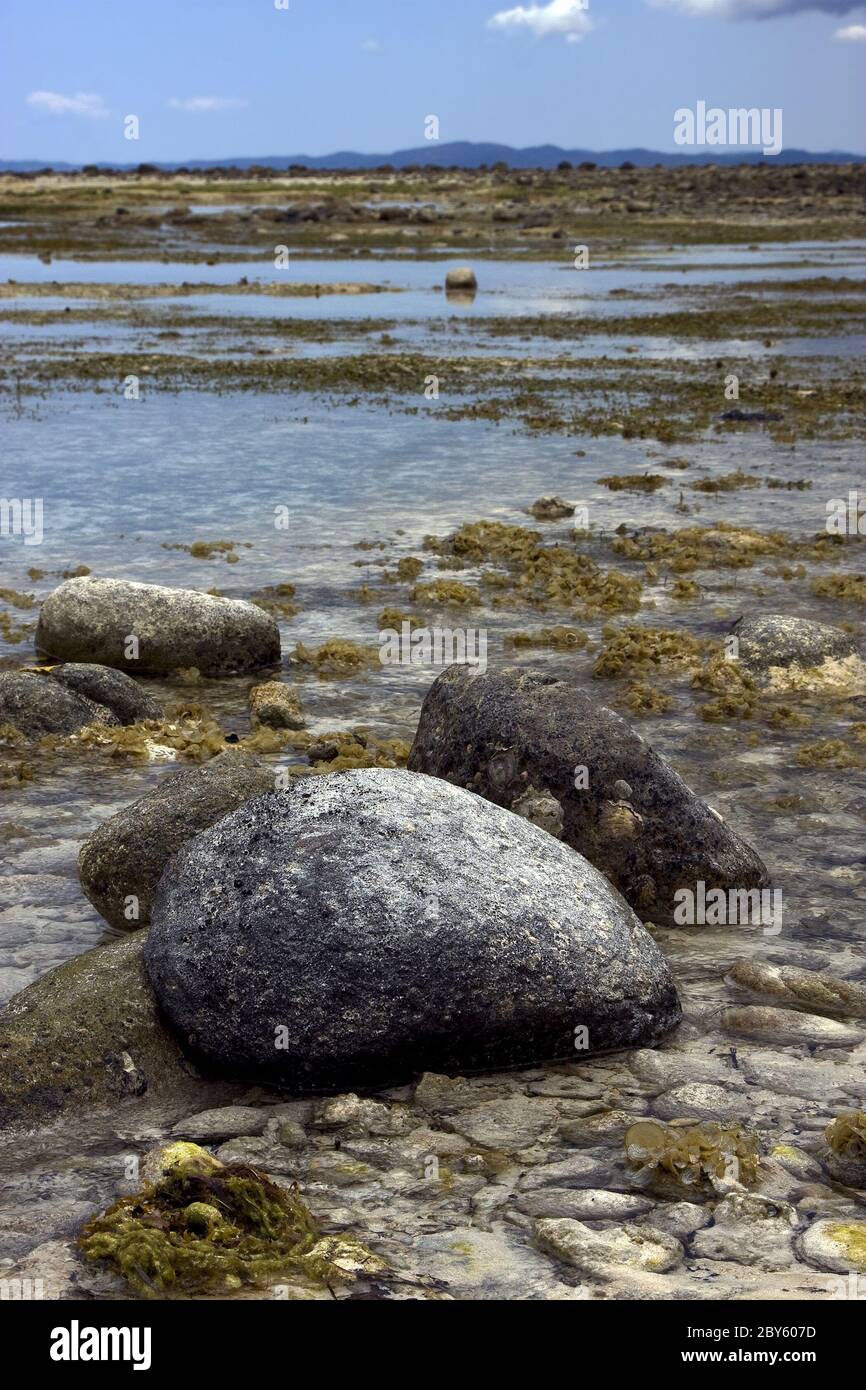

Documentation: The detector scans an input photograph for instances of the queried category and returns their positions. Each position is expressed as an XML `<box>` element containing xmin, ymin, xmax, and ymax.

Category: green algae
<box><xmin>411</xmin><ymin>578</ymin><xmax>478</xmax><ymax>606</ymax></box>
<box><xmin>292</xmin><ymin>638</ymin><xmax>379</xmax><ymax>676</ymax></box>
<box><xmin>597</xmin><ymin>473</ymin><xmax>665</xmax><ymax>493</ymax></box>
<box><xmin>625</xmin><ymin>1119</ymin><xmax>761</xmax><ymax>1191</ymax></box>
<box><xmin>78</xmin><ymin>1140</ymin><xmax>378</xmax><ymax>1299</ymax></box>
<box><xmin>825</xmin><ymin>1112</ymin><xmax>866</xmax><ymax>1160</ymax></box>
<box><xmin>691</xmin><ymin>655</ymin><xmax>759</xmax><ymax>722</ymax></box>
<box><xmin>506</xmin><ymin>625</ymin><xmax>588</xmax><ymax>651</ymax></box>
<box><xmin>594</xmin><ymin>624</ymin><xmax>707</xmax><ymax>679</ymax></box>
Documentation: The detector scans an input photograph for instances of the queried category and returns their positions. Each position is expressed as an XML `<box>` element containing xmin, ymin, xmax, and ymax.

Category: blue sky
<box><xmin>2</xmin><ymin>0</ymin><xmax>864</xmax><ymax>161</ymax></box>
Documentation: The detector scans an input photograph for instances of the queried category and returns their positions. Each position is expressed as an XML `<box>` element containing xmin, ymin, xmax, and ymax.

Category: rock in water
<box><xmin>248</xmin><ymin>680</ymin><xmax>305</xmax><ymax>730</ymax></box>
<box><xmin>445</xmin><ymin>266</ymin><xmax>477</xmax><ymax>291</ymax></box>
<box><xmin>407</xmin><ymin>665</ymin><xmax>769</xmax><ymax>921</ymax></box>
<box><xmin>0</xmin><ymin>935</ymin><xmax>196</xmax><ymax>1131</ymax></box>
<box><xmin>0</xmin><ymin>670</ymin><xmax>120</xmax><ymax>737</ymax></box>
<box><xmin>79</xmin><ymin>751</ymin><xmax>275</xmax><ymax>929</ymax></box>
<box><xmin>50</xmin><ymin>662</ymin><xmax>162</xmax><ymax>723</ymax></box>
<box><xmin>731</xmin><ymin>613</ymin><xmax>864</xmax><ymax>692</ymax></box>
<box><xmin>145</xmin><ymin>768</ymin><xmax>681</xmax><ymax>1091</ymax></box>
<box><xmin>36</xmin><ymin>576</ymin><xmax>280</xmax><ymax>675</ymax></box>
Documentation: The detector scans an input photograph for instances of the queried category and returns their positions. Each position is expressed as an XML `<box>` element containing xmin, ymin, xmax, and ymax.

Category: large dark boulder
<box><xmin>79</xmin><ymin>751</ymin><xmax>275</xmax><ymax>929</ymax></box>
<box><xmin>407</xmin><ymin>666</ymin><xmax>769</xmax><ymax>921</ymax></box>
<box><xmin>144</xmin><ymin>767</ymin><xmax>681</xmax><ymax>1092</ymax></box>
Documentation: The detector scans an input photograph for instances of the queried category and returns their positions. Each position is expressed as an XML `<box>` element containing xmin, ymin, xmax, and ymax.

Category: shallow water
<box><xmin>2</xmin><ymin>224</ymin><xmax>866</xmax><ymax>1302</ymax></box>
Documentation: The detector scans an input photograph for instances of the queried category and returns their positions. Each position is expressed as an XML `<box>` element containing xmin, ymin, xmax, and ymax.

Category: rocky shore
<box><xmin>1</xmin><ymin>577</ymin><xmax>865</xmax><ymax>1301</ymax></box>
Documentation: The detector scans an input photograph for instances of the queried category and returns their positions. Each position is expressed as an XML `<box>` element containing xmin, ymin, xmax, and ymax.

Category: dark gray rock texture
<box><xmin>407</xmin><ymin>665</ymin><xmax>769</xmax><ymax>921</ymax></box>
<box><xmin>144</xmin><ymin>767</ymin><xmax>681</xmax><ymax>1092</ymax></box>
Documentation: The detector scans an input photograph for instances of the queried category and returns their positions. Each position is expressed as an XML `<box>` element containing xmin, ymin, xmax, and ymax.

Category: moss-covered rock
<box><xmin>0</xmin><ymin>934</ymin><xmax>200</xmax><ymax>1131</ymax></box>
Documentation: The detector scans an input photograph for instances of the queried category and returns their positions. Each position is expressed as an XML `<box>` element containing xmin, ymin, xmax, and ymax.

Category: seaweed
<box><xmin>78</xmin><ymin>1141</ymin><xmax>384</xmax><ymax>1299</ymax></box>
<box><xmin>624</xmin><ymin>1119</ymin><xmax>760</xmax><ymax>1191</ymax></box>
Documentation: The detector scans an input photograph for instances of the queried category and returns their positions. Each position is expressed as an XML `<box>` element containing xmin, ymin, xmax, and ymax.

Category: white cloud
<box><xmin>361</xmin><ymin>38</ymin><xmax>381</xmax><ymax>51</ymax></box>
<box><xmin>26</xmin><ymin>90</ymin><xmax>109</xmax><ymax>119</ymax></box>
<box><xmin>168</xmin><ymin>96</ymin><xmax>247</xmax><ymax>112</ymax></box>
<box><xmin>650</xmin><ymin>0</ymin><xmax>862</xmax><ymax>15</ymax></box>
<box><xmin>487</xmin><ymin>0</ymin><xmax>595</xmax><ymax>42</ymax></box>
<box><xmin>836</xmin><ymin>22</ymin><xmax>866</xmax><ymax>36</ymax></box>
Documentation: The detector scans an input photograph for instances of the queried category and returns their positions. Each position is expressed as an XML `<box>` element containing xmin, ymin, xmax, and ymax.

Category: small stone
<box><xmin>171</xmin><ymin>1106</ymin><xmax>270</xmax><ymax>1142</ymax></box>
<box><xmin>692</xmin><ymin>1194</ymin><xmax>798</xmax><ymax>1271</ymax></box>
<box><xmin>535</xmin><ymin>1217</ymin><xmax>682</xmax><ymax>1273</ymax></box>
<box><xmin>654</xmin><ymin>1082</ymin><xmax>750</xmax><ymax>1123</ymax></box>
<box><xmin>529</xmin><ymin>496</ymin><xmax>575</xmax><ymax>521</ymax></box>
<box><xmin>725</xmin><ymin>959</ymin><xmax>866</xmax><ymax>1021</ymax></box>
<box><xmin>721</xmin><ymin>1006</ymin><xmax>865</xmax><ymax>1048</ymax></box>
<box><xmin>517</xmin><ymin>1188</ymin><xmax>653</xmax><ymax>1221</ymax></box>
<box><xmin>451</xmin><ymin>1096</ymin><xmax>560</xmax><ymax>1153</ymax></box>
<box><xmin>248</xmin><ymin>681</ymin><xmax>305</xmax><ymax>730</ymax></box>
<box><xmin>444</xmin><ymin>266</ymin><xmax>477</xmax><ymax>291</ymax></box>
<box><xmin>799</xmin><ymin>1218</ymin><xmax>866</xmax><ymax>1273</ymax></box>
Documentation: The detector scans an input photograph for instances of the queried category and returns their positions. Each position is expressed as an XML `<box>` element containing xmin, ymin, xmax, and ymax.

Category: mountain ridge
<box><xmin>3</xmin><ymin>140</ymin><xmax>865</xmax><ymax>173</ymax></box>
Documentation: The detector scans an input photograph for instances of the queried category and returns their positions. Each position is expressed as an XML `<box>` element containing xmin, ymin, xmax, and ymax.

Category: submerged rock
<box><xmin>0</xmin><ymin>670</ymin><xmax>119</xmax><ymax>737</ymax></box>
<box><xmin>145</xmin><ymin>767</ymin><xmax>681</xmax><ymax>1091</ymax></box>
<box><xmin>79</xmin><ymin>750</ymin><xmax>274</xmax><ymax>929</ymax></box>
<box><xmin>731</xmin><ymin>614</ymin><xmax>865</xmax><ymax>693</ymax></box>
<box><xmin>407</xmin><ymin>665</ymin><xmax>769</xmax><ymax>921</ymax></box>
<box><xmin>721</xmin><ymin>1005</ymin><xmax>865</xmax><ymax>1048</ymax></box>
<box><xmin>0</xmin><ymin>934</ymin><xmax>198</xmax><ymax>1131</ymax></box>
<box><xmin>725</xmin><ymin>959</ymin><xmax>866</xmax><ymax>1020</ymax></box>
<box><xmin>36</xmin><ymin>576</ymin><xmax>280</xmax><ymax>675</ymax></box>
<box><xmin>248</xmin><ymin>679</ymin><xmax>305</xmax><ymax>730</ymax></box>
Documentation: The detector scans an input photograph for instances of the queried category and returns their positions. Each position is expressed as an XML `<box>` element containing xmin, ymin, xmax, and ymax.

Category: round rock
<box><xmin>36</xmin><ymin>576</ymin><xmax>280</xmax><ymax>675</ymax></box>
<box><xmin>0</xmin><ymin>669</ymin><xmax>119</xmax><ymax>737</ymax></box>
<box><xmin>732</xmin><ymin>614</ymin><xmax>858</xmax><ymax>681</ymax></box>
<box><xmin>444</xmin><ymin>266</ymin><xmax>477</xmax><ymax>291</ymax></box>
<box><xmin>79</xmin><ymin>750</ymin><xmax>275</xmax><ymax>929</ymax></box>
<box><xmin>144</xmin><ymin>767</ymin><xmax>682</xmax><ymax>1091</ymax></box>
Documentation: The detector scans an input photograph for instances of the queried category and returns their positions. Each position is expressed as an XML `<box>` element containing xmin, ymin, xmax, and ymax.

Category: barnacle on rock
<box><xmin>78</xmin><ymin>1141</ymin><xmax>382</xmax><ymax>1299</ymax></box>
<box><xmin>624</xmin><ymin>1119</ymin><xmax>761</xmax><ymax>1191</ymax></box>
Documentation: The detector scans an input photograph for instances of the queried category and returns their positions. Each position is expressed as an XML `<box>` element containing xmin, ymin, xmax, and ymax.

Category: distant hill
<box><xmin>2</xmin><ymin>140</ymin><xmax>864</xmax><ymax>173</ymax></box>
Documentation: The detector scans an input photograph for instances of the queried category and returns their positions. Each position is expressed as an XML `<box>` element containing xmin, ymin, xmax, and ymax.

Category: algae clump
<box><xmin>625</xmin><ymin>1119</ymin><xmax>760</xmax><ymax>1191</ymax></box>
<box><xmin>78</xmin><ymin>1141</ymin><xmax>381</xmax><ymax>1299</ymax></box>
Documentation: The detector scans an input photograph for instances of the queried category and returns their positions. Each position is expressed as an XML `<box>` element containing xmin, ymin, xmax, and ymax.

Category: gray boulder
<box><xmin>50</xmin><ymin>662</ymin><xmax>162</xmax><ymax>723</ymax></box>
<box><xmin>36</xmin><ymin>576</ymin><xmax>280</xmax><ymax>675</ymax></box>
<box><xmin>732</xmin><ymin>614</ymin><xmax>857</xmax><ymax>677</ymax></box>
<box><xmin>407</xmin><ymin>665</ymin><xmax>769</xmax><ymax>921</ymax></box>
<box><xmin>144</xmin><ymin>767</ymin><xmax>681</xmax><ymax>1091</ymax></box>
<box><xmin>79</xmin><ymin>750</ymin><xmax>275</xmax><ymax>929</ymax></box>
<box><xmin>0</xmin><ymin>670</ymin><xmax>119</xmax><ymax>737</ymax></box>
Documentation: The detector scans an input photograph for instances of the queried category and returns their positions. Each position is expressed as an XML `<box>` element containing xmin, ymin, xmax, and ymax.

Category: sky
<box><xmin>1</xmin><ymin>0</ymin><xmax>865</xmax><ymax>162</ymax></box>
